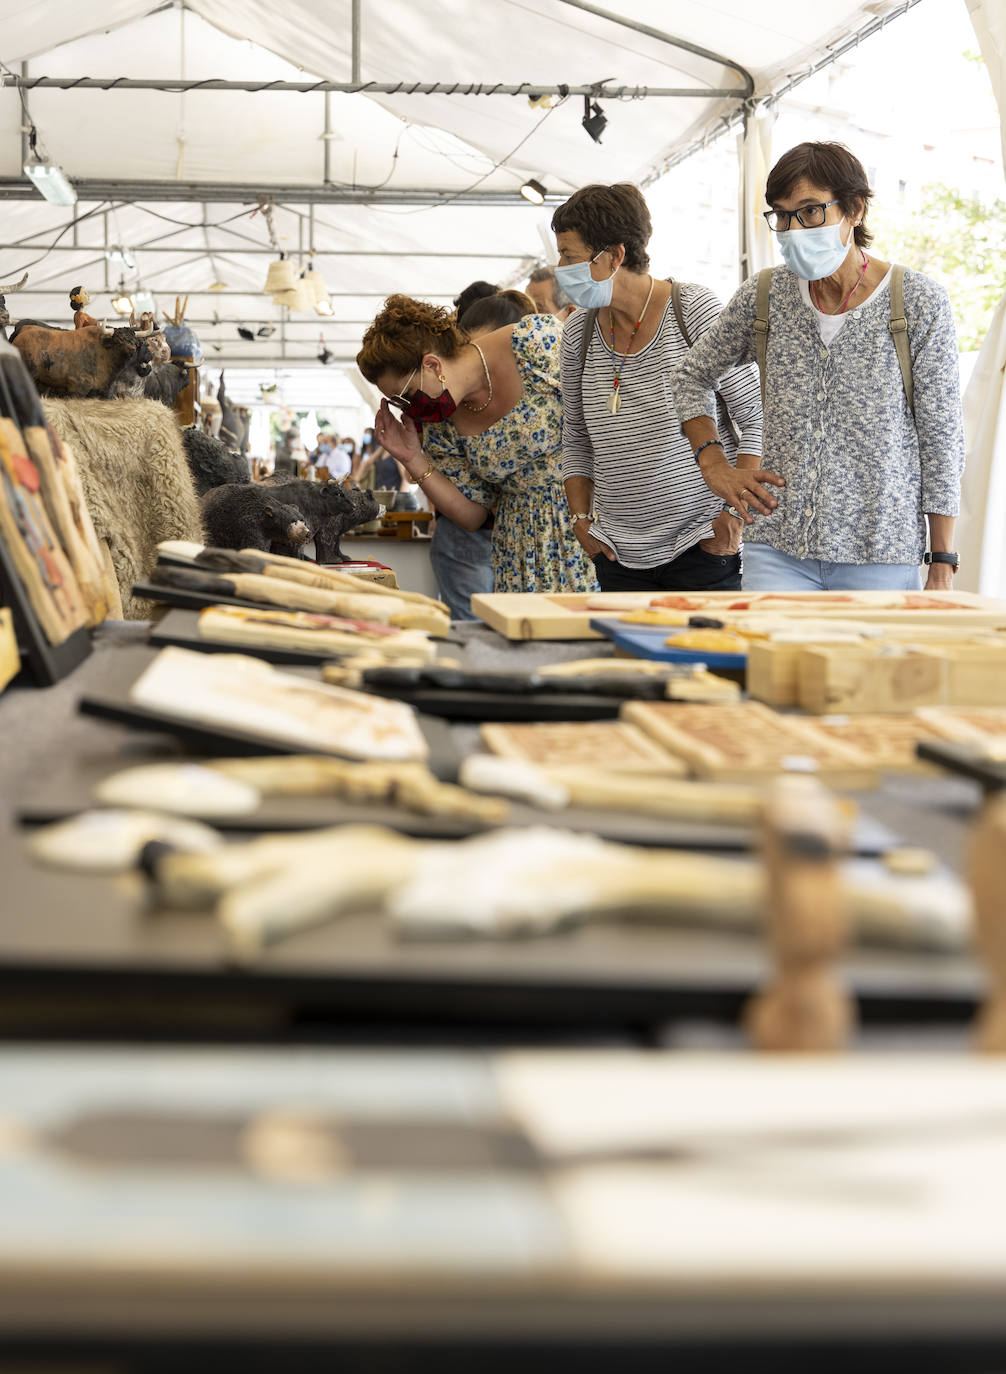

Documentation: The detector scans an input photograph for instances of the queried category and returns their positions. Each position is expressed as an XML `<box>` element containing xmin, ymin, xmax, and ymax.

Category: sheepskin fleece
<box><xmin>43</xmin><ymin>398</ymin><xmax>203</xmax><ymax>618</ymax></box>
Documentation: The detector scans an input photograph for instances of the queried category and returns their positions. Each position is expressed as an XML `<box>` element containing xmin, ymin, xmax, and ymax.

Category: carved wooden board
<box><xmin>480</xmin><ymin>720</ymin><xmax>687</xmax><ymax>775</ymax></box>
<box><xmin>472</xmin><ymin>590</ymin><xmax>1006</xmax><ymax>642</ymax></box>
<box><xmin>622</xmin><ymin>700</ymin><xmax>877</xmax><ymax>785</ymax></box>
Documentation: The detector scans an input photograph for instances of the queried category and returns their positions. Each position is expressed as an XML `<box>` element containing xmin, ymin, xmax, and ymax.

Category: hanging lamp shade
<box><xmin>272</xmin><ymin>275</ymin><xmax>313</xmax><ymax>312</ymax></box>
<box><xmin>301</xmin><ymin>265</ymin><xmax>328</xmax><ymax>306</ymax></box>
<box><xmin>263</xmin><ymin>255</ymin><xmax>295</xmax><ymax>295</ymax></box>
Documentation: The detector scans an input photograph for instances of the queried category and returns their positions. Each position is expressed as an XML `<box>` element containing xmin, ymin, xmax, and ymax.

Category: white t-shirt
<box><xmin>800</xmin><ymin>266</ymin><xmax>893</xmax><ymax>344</ymax></box>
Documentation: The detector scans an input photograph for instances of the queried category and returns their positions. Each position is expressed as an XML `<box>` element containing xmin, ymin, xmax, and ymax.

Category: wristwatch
<box><xmin>923</xmin><ymin>551</ymin><xmax>960</xmax><ymax>571</ymax></box>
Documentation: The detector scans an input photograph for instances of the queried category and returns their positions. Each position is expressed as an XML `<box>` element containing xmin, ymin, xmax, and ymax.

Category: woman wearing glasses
<box><xmin>358</xmin><ymin>294</ymin><xmax>595</xmax><ymax>596</ymax></box>
<box><xmin>673</xmin><ymin>141</ymin><xmax>965</xmax><ymax>591</ymax></box>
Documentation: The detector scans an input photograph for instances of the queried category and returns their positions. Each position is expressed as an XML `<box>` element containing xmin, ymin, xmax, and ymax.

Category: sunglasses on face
<box><xmin>387</xmin><ymin>364</ymin><xmax>419</xmax><ymax>413</ymax></box>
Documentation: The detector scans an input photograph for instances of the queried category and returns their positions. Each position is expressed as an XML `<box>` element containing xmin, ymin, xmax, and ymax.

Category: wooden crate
<box><xmin>621</xmin><ymin>700</ymin><xmax>877</xmax><ymax>786</ymax></box>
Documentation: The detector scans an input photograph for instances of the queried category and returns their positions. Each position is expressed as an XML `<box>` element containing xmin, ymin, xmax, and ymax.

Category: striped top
<box><xmin>560</xmin><ymin>282</ymin><xmax>764</xmax><ymax>569</ymax></box>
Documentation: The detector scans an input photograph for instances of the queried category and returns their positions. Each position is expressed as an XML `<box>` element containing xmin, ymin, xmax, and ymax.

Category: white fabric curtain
<box><xmin>958</xmin><ymin>0</ymin><xmax>1006</xmax><ymax>594</ymax></box>
<box><xmin>737</xmin><ymin>105</ymin><xmax>777</xmax><ymax>281</ymax></box>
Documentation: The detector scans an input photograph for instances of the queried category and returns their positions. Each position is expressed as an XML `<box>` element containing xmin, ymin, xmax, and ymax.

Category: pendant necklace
<box><xmin>607</xmin><ymin>275</ymin><xmax>655</xmax><ymax>415</ymax></box>
<box><xmin>810</xmin><ymin>249</ymin><xmax>869</xmax><ymax>315</ymax></box>
<box><xmin>462</xmin><ymin>341</ymin><xmax>494</xmax><ymax>413</ymax></box>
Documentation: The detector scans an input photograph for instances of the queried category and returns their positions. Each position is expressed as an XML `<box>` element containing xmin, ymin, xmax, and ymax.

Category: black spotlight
<box><xmin>519</xmin><ymin>178</ymin><xmax>547</xmax><ymax>205</ymax></box>
<box><xmin>237</xmin><ymin>325</ymin><xmax>254</xmax><ymax>341</ymax></box>
<box><xmin>582</xmin><ymin>96</ymin><xmax>607</xmax><ymax>144</ymax></box>
<box><xmin>257</xmin><ymin>324</ymin><xmax>276</xmax><ymax>338</ymax></box>
<box><xmin>317</xmin><ymin>345</ymin><xmax>333</xmax><ymax>366</ymax></box>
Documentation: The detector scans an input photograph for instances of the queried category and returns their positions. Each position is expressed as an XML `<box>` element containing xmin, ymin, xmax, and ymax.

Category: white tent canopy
<box><xmin>0</xmin><ymin>0</ymin><xmax>921</xmax><ymax>366</ymax></box>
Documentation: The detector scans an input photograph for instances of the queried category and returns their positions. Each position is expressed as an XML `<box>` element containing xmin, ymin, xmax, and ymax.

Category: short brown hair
<box><xmin>551</xmin><ymin>183</ymin><xmax>652</xmax><ymax>273</ymax></box>
<box><xmin>357</xmin><ymin>294</ymin><xmax>467</xmax><ymax>383</ymax></box>
<box><xmin>765</xmin><ymin>142</ymin><xmax>874</xmax><ymax>249</ymax></box>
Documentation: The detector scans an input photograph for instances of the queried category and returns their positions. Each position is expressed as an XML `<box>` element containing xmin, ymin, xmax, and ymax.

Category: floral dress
<box><xmin>421</xmin><ymin>314</ymin><xmax>597</xmax><ymax>594</ymax></box>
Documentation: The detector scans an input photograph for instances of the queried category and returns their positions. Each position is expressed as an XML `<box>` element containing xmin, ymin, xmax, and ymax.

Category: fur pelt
<box><xmin>43</xmin><ymin>397</ymin><xmax>204</xmax><ymax>618</ymax></box>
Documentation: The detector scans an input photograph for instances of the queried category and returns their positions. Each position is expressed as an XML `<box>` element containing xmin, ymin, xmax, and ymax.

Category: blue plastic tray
<box><xmin>588</xmin><ymin>618</ymin><xmax>748</xmax><ymax>668</ymax></box>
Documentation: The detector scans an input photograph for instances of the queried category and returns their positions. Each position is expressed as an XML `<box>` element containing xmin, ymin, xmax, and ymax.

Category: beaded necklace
<box><xmin>606</xmin><ymin>275</ymin><xmax>655</xmax><ymax>415</ymax></box>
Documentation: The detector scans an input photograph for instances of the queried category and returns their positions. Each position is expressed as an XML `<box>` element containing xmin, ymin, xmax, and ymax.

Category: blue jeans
<box><xmin>742</xmin><ymin>543</ymin><xmax>923</xmax><ymax>592</ymax></box>
<box><xmin>429</xmin><ymin>516</ymin><xmax>494</xmax><ymax>620</ymax></box>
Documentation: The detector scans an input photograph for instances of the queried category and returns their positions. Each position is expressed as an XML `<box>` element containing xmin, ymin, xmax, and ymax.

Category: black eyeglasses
<box><xmin>763</xmin><ymin>199</ymin><xmax>839</xmax><ymax>232</ymax></box>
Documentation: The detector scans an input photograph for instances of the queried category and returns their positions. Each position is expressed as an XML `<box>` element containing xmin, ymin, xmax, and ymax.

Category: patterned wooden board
<box><xmin>621</xmin><ymin>700</ymin><xmax>877</xmax><ymax>785</ymax></box>
<box><xmin>479</xmin><ymin>721</ymin><xmax>687</xmax><ymax>775</ymax></box>
<box><xmin>813</xmin><ymin>714</ymin><xmax>949</xmax><ymax>773</ymax></box>
<box><xmin>917</xmin><ymin>707</ymin><xmax>1006</xmax><ymax>746</ymax></box>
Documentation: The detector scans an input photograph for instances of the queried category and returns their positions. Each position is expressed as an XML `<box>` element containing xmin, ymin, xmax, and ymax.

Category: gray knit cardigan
<box><xmin>671</xmin><ymin>265</ymin><xmax>965</xmax><ymax>564</ymax></box>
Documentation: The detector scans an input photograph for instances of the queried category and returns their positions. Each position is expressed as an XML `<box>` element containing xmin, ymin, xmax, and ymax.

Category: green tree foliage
<box><xmin>872</xmin><ymin>183</ymin><xmax>1006</xmax><ymax>352</ymax></box>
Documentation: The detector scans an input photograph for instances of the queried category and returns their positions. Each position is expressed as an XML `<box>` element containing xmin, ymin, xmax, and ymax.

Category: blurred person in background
<box><xmin>453</xmin><ymin>279</ymin><xmax>498</xmax><ymax>322</ymax></box>
<box><xmin>459</xmin><ymin>289</ymin><xmax>537</xmax><ymax>335</ymax></box>
<box><xmin>526</xmin><ymin>266</ymin><xmax>574</xmax><ymax>322</ymax></box>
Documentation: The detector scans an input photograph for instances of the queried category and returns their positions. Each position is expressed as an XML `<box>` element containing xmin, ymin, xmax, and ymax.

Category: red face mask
<box><xmin>389</xmin><ymin>363</ymin><xmax>457</xmax><ymax>437</ymax></box>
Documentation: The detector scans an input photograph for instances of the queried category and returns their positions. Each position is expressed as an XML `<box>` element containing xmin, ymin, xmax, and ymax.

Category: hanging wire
<box><xmin>0</xmin><ymin>201</ymin><xmax>113</xmax><ymax>278</ymax></box>
<box><xmin>372</xmin><ymin>98</ymin><xmax>566</xmax><ymax>216</ymax></box>
<box><xmin>0</xmin><ymin>59</ymin><xmax>41</xmax><ymax>160</ymax></box>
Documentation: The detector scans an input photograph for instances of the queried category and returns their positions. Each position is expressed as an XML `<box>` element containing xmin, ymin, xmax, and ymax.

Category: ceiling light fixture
<box><xmin>581</xmin><ymin>97</ymin><xmax>607</xmax><ymax>145</ymax></box>
<box><xmin>519</xmin><ymin>178</ymin><xmax>547</xmax><ymax>206</ymax></box>
<box><xmin>263</xmin><ymin>254</ymin><xmax>295</xmax><ymax>296</ymax></box>
<box><xmin>23</xmin><ymin>161</ymin><xmax>77</xmax><ymax>206</ymax></box>
<box><xmin>315</xmin><ymin>297</ymin><xmax>334</xmax><ymax>317</ymax></box>
<box><xmin>110</xmin><ymin>278</ymin><xmax>133</xmax><ymax>316</ymax></box>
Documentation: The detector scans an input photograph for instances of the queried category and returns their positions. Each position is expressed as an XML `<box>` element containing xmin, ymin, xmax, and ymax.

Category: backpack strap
<box><xmin>670</xmin><ymin>279</ymin><xmax>693</xmax><ymax>348</ymax></box>
<box><xmin>753</xmin><ymin>267</ymin><xmax>772</xmax><ymax>409</ymax></box>
<box><xmin>888</xmin><ymin>264</ymin><xmax>914</xmax><ymax>416</ymax></box>
<box><xmin>578</xmin><ymin>308</ymin><xmax>599</xmax><ymax>383</ymax></box>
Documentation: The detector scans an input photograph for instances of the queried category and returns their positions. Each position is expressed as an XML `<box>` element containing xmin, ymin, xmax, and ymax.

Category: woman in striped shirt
<box><xmin>554</xmin><ymin>182</ymin><xmax>766</xmax><ymax>592</ymax></box>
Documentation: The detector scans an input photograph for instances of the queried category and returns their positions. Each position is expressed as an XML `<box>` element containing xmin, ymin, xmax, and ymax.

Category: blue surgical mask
<box><xmin>555</xmin><ymin>252</ymin><xmax>618</xmax><ymax>309</ymax></box>
<box><xmin>776</xmin><ymin>220</ymin><xmax>851</xmax><ymax>281</ymax></box>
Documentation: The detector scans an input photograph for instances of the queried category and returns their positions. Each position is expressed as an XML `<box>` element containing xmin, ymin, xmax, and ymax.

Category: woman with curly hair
<box><xmin>357</xmin><ymin>294</ymin><xmax>596</xmax><ymax>596</ymax></box>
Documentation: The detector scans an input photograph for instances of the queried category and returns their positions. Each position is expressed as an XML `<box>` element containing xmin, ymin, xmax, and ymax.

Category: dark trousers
<box><xmin>594</xmin><ymin>540</ymin><xmax>741</xmax><ymax>593</ymax></box>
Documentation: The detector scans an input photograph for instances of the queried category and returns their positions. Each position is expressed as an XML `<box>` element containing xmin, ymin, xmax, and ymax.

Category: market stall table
<box><xmin>0</xmin><ymin>623</ymin><xmax>987</xmax><ymax>1044</ymax></box>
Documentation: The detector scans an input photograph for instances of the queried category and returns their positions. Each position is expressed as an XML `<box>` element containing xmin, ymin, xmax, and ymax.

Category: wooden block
<box><xmin>797</xmin><ymin>645</ymin><xmax>947</xmax><ymax>715</ymax></box>
<box><xmin>941</xmin><ymin>643</ymin><xmax>1006</xmax><ymax>706</ymax></box>
<box><xmin>746</xmin><ymin>640</ymin><xmax>806</xmax><ymax>708</ymax></box>
<box><xmin>621</xmin><ymin>700</ymin><xmax>877</xmax><ymax>787</ymax></box>
<box><xmin>0</xmin><ymin>607</ymin><xmax>18</xmax><ymax>691</ymax></box>
<box><xmin>479</xmin><ymin>720</ymin><xmax>686</xmax><ymax>775</ymax></box>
